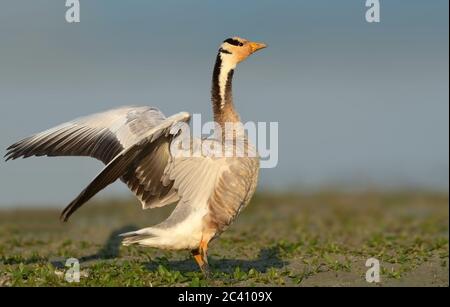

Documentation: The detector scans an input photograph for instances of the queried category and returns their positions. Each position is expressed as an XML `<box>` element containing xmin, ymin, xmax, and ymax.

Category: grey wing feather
<box><xmin>5</xmin><ymin>106</ymin><xmax>191</xmax><ymax>217</ymax></box>
<box><xmin>59</xmin><ymin>112</ymin><xmax>191</xmax><ymax>221</ymax></box>
<box><xmin>121</xmin><ymin>140</ymin><xmax>180</xmax><ymax>209</ymax></box>
<box><xmin>4</xmin><ymin>106</ymin><xmax>166</xmax><ymax>164</ymax></box>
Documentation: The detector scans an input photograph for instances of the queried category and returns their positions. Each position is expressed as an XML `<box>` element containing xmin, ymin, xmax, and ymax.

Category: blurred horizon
<box><xmin>0</xmin><ymin>1</ymin><xmax>448</xmax><ymax>207</ymax></box>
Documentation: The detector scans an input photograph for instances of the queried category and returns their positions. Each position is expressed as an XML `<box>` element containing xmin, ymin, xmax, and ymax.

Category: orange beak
<box><xmin>249</xmin><ymin>41</ymin><xmax>267</xmax><ymax>54</ymax></box>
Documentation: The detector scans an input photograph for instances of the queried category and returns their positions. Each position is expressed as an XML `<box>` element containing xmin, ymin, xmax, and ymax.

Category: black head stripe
<box><xmin>219</xmin><ymin>47</ymin><xmax>232</xmax><ymax>54</ymax></box>
<box><xmin>224</xmin><ymin>38</ymin><xmax>243</xmax><ymax>47</ymax></box>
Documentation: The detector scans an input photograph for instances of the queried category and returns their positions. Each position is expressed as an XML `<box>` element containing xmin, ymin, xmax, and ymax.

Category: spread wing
<box><xmin>5</xmin><ymin>106</ymin><xmax>166</xmax><ymax>164</ymax></box>
<box><xmin>5</xmin><ymin>106</ymin><xmax>191</xmax><ymax>219</ymax></box>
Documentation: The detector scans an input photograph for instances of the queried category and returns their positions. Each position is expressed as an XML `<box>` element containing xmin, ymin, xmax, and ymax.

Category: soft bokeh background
<box><xmin>0</xmin><ymin>1</ymin><xmax>448</xmax><ymax>207</ymax></box>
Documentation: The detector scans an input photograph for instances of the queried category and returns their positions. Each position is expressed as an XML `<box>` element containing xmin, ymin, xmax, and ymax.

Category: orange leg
<box><xmin>191</xmin><ymin>240</ymin><xmax>210</xmax><ymax>277</ymax></box>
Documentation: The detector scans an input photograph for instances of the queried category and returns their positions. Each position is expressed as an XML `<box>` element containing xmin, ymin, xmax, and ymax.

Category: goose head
<box><xmin>218</xmin><ymin>36</ymin><xmax>267</xmax><ymax>67</ymax></box>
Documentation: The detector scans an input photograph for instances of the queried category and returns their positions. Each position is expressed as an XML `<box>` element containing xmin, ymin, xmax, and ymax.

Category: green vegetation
<box><xmin>0</xmin><ymin>191</ymin><xmax>448</xmax><ymax>286</ymax></box>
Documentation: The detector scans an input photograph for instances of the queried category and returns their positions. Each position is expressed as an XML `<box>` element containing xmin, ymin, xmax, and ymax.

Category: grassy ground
<box><xmin>0</xmin><ymin>191</ymin><xmax>448</xmax><ymax>287</ymax></box>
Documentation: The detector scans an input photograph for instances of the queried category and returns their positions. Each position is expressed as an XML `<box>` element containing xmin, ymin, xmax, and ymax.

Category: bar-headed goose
<box><xmin>5</xmin><ymin>36</ymin><xmax>267</xmax><ymax>276</ymax></box>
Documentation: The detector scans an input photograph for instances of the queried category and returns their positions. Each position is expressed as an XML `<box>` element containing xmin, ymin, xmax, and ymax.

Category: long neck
<box><xmin>211</xmin><ymin>53</ymin><xmax>240</xmax><ymax>126</ymax></box>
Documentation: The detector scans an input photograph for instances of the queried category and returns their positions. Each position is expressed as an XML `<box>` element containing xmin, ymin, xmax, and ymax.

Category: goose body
<box><xmin>5</xmin><ymin>37</ymin><xmax>266</xmax><ymax>274</ymax></box>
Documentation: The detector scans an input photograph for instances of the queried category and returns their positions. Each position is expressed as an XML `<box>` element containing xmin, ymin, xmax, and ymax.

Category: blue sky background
<box><xmin>0</xmin><ymin>1</ymin><xmax>448</xmax><ymax>207</ymax></box>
